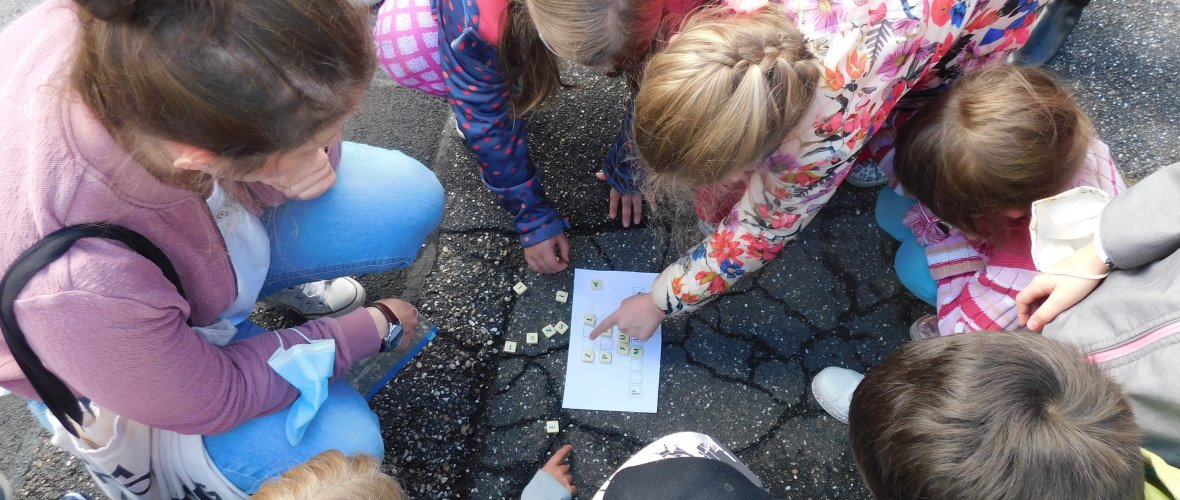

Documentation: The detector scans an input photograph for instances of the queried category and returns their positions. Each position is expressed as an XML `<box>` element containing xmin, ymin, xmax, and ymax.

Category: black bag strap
<box><xmin>0</xmin><ymin>224</ymin><xmax>187</xmax><ymax>436</ymax></box>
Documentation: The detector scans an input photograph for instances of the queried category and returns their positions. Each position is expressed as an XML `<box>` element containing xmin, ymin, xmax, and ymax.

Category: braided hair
<box><xmin>633</xmin><ymin>5</ymin><xmax>820</xmax><ymax>187</ymax></box>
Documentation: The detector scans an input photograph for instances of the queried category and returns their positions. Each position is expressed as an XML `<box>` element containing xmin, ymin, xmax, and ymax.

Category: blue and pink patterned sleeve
<box><xmin>437</xmin><ymin>0</ymin><xmax>567</xmax><ymax>246</ymax></box>
<box><xmin>601</xmin><ymin>102</ymin><xmax>641</xmax><ymax>194</ymax></box>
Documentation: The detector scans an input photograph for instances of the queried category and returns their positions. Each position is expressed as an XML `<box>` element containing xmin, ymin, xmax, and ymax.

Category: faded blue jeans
<box><xmin>204</xmin><ymin>141</ymin><xmax>444</xmax><ymax>493</ymax></box>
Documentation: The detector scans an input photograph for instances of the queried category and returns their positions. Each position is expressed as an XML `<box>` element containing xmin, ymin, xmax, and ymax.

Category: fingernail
<box><xmin>1028</xmin><ymin>320</ymin><xmax>1041</xmax><ymax>331</ymax></box>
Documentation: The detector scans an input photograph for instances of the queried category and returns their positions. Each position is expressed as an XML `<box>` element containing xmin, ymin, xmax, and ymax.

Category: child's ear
<box><xmin>1002</xmin><ymin>208</ymin><xmax>1027</xmax><ymax>219</ymax></box>
<box><xmin>167</xmin><ymin>143</ymin><xmax>221</xmax><ymax>172</ymax></box>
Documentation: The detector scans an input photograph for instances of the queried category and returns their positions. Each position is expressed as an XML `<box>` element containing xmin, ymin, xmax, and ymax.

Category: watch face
<box><xmin>386</xmin><ymin>323</ymin><xmax>405</xmax><ymax>348</ymax></box>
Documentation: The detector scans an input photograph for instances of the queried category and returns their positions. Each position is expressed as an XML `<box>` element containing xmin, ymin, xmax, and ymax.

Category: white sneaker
<box><xmin>263</xmin><ymin>278</ymin><xmax>367</xmax><ymax>319</ymax></box>
<box><xmin>0</xmin><ymin>471</ymin><xmax>11</xmax><ymax>500</ymax></box>
<box><xmin>811</xmin><ymin>366</ymin><xmax>865</xmax><ymax>424</ymax></box>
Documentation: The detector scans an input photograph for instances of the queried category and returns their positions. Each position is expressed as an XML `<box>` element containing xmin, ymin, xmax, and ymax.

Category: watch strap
<box><xmin>369</xmin><ymin>302</ymin><xmax>412</xmax><ymax>353</ymax></box>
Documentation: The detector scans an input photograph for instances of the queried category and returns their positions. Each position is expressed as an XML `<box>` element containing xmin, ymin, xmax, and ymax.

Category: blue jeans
<box><xmin>876</xmin><ymin>187</ymin><xmax>936</xmax><ymax>306</ymax></box>
<box><xmin>204</xmin><ymin>142</ymin><xmax>444</xmax><ymax>493</ymax></box>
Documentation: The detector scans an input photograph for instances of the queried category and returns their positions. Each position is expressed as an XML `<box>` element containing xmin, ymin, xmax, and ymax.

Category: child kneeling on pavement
<box><xmin>880</xmin><ymin>64</ymin><xmax>1125</xmax><ymax>337</ymax></box>
<box><xmin>814</xmin><ymin>65</ymin><xmax>1127</xmax><ymax>422</ymax></box>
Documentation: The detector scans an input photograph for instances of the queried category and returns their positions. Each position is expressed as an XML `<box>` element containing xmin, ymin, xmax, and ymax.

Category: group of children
<box><xmin>262</xmin><ymin>26</ymin><xmax>1180</xmax><ymax>500</ymax></box>
<box><xmin>370</xmin><ymin>0</ymin><xmax>1064</xmax><ymax>346</ymax></box>
<box><xmin>1</xmin><ymin>0</ymin><xmax>1177</xmax><ymax>497</ymax></box>
<box><xmin>813</xmin><ymin>45</ymin><xmax>1180</xmax><ymax>500</ymax></box>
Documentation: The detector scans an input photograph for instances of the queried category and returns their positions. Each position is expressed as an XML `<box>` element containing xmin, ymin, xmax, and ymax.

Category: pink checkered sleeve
<box><xmin>374</xmin><ymin>0</ymin><xmax>447</xmax><ymax>96</ymax></box>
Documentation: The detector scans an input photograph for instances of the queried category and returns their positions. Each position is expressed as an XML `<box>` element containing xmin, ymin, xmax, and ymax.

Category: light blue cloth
<box><xmin>202</xmin><ymin>141</ymin><xmax>444</xmax><ymax>493</ymax></box>
<box><xmin>266</xmin><ymin>329</ymin><xmax>335</xmax><ymax>446</ymax></box>
<box><xmin>876</xmin><ymin>187</ymin><xmax>936</xmax><ymax>306</ymax></box>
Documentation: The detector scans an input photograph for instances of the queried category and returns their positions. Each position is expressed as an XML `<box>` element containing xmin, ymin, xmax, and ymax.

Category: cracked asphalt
<box><xmin>2</xmin><ymin>0</ymin><xmax>1179</xmax><ymax>498</ymax></box>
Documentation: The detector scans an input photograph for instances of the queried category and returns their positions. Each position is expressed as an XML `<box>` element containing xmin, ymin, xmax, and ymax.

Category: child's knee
<box><xmin>875</xmin><ymin>187</ymin><xmax>916</xmax><ymax>241</ymax></box>
<box><xmin>394</xmin><ymin>159</ymin><xmax>444</xmax><ymax>239</ymax></box>
<box><xmin>894</xmin><ymin>238</ymin><xmax>936</xmax><ymax>305</ymax></box>
<box><xmin>410</xmin><ymin>162</ymin><xmax>445</xmax><ymax>220</ymax></box>
<box><xmin>319</xmin><ymin>382</ymin><xmax>385</xmax><ymax>460</ymax></box>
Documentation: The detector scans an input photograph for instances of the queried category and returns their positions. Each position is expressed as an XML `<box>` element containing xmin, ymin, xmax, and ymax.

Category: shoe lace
<box><xmin>292</xmin><ymin>281</ymin><xmax>328</xmax><ymax>307</ymax></box>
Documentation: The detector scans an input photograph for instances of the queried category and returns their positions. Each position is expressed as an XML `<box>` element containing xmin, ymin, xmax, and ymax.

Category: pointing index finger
<box><xmin>589</xmin><ymin>314</ymin><xmax>616</xmax><ymax>340</ymax></box>
<box><xmin>546</xmin><ymin>444</ymin><xmax>573</xmax><ymax>467</ymax></box>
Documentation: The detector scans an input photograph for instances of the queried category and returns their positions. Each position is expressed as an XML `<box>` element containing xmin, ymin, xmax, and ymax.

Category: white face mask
<box><xmin>267</xmin><ymin>329</ymin><xmax>336</xmax><ymax>446</ymax></box>
<box><xmin>1029</xmin><ymin>186</ymin><xmax>1112</xmax><ymax>271</ymax></box>
<box><xmin>191</xmin><ymin>318</ymin><xmax>238</xmax><ymax>347</ymax></box>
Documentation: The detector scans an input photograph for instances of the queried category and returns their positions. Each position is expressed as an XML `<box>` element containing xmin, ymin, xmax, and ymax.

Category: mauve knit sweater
<box><xmin>0</xmin><ymin>0</ymin><xmax>380</xmax><ymax>435</ymax></box>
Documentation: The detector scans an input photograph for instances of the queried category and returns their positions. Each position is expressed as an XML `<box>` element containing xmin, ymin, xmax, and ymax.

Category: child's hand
<box><xmin>596</xmin><ymin>172</ymin><xmax>643</xmax><ymax>227</ymax></box>
<box><xmin>1016</xmin><ymin>242</ymin><xmax>1108</xmax><ymax>331</ymax></box>
<box><xmin>243</xmin><ymin>143</ymin><xmax>337</xmax><ymax>200</ymax></box>
<box><xmin>589</xmin><ymin>293</ymin><xmax>666</xmax><ymax>341</ymax></box>
<box><xmin>524</xmin><ymin>234</ymin><xmax>570</xmax><ymax>273</ymax></box>
<box><xmin>366</xmin><ymin>298</ymin><xmax>420</xmax><ymax>350</ymax></box>
<box><xmin>541</xmin><ymin>444</ymin><xmax>576</xmax><ymax>496</ymax></box>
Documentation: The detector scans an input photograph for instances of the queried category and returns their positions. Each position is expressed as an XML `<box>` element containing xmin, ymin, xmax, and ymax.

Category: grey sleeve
<box><xmin>520</xmin><ymin>470</ymin><xmax>573</xmax><ymax>500</ymax></box>
<box><xmin>1099</xmin><ymin>162</ymin><xmax>1180</xmax><ymax>269</ymax></box>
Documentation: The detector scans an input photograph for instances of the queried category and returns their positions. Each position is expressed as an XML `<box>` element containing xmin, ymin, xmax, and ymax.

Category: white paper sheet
<box><xmin>562</xmin><ymin>269</ymin><xmax>661</xmax><ymax>413</ymax></box>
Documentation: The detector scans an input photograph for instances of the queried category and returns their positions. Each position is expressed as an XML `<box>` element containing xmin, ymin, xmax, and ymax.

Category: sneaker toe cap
<box><xmin>811</xmin><ymin>367</ymin><xmax>865</xmax><ymax>424</ymax></box>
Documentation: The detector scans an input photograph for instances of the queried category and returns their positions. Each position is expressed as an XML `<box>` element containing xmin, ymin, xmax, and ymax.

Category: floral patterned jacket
<box><xmin>652</xmin><ymin>0</ymin><xmax>1046</xmax><ymax>314</ymax></box>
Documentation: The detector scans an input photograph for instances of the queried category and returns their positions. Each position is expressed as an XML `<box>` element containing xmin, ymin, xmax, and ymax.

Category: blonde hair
<box><xmin>523</xmin><ymin>0</ymin><xmax>663</xmax><ymax>71</ymax></box>
<box><xmin>894</xmin><ymin>65</ymin><xmax>1094</xmax><ymax>244</ymax></box>
<box><xmin>252</xmin><ymin>451</ymin><xmax>405</xmax><ymax>500</ymax></box>
<box><xmin>633</xmin><ymin>6</ymin><xmax>820</xmax><ymax>188</ymax></box>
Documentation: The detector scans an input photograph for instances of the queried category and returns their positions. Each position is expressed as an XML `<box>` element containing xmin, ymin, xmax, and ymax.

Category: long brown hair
<box><xmin>71</xmin><ymin>0</ymin><xmax>375</xmax><ymax>175</ymax></box>
<box><xmin>893</xmin><ymin>65</ymin><xmax>1094</xmax><ymax>244</ymax></box>
<box><xmin>498</xmin><ymin>0</ymin><xmax>568</xmax><ymax>114</ymax></box>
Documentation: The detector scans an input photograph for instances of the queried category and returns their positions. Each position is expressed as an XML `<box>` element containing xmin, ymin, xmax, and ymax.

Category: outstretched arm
<box><xmin>650</xmin><ymin>153</ymin><xmax>840</xmax><ymax>315</ymax></box>
<box><xmin>440</xmin><ymin>27</ymin><xmax>568</xmax><ymax>258</ymax></box>
<box><xmin>1018</xmin><ymin>162</ymin><xmax>1180</xmax><ymax>330</ymax></box>
<box><xmin>600</xmin><ymin>103</ymin><xmax>644</xmax><ymax>227</ymax></box>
